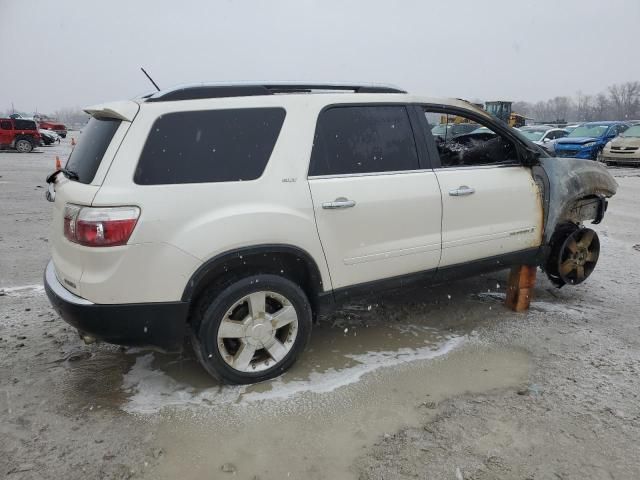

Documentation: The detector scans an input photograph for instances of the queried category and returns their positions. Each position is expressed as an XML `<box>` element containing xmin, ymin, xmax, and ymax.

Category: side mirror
<box><xmin>542</xmin><ymin>137</ymin><xmax>551</xmax><ymax>143</ymax></box>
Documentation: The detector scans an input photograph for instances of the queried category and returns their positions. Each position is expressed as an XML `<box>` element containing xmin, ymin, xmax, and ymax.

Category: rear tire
<box><xmin>15</xmin><ymin>139</ymin><xmax>33</xmax><ymax>153</ymax></box>
<box><xmin>191</xmin><ymin>274</ymin><xmax>312</xmax><ymax>384</ymax></box>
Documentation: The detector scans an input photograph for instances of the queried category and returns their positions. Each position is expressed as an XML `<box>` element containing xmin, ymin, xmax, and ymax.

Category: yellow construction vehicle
<box><xmin>484</xmin><ymin>101</ymin><xmax>525</xmax><ymax>128</ymax></box>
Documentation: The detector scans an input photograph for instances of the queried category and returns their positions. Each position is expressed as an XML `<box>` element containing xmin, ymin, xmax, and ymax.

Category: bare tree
<box><xmin>575</xmin><ymin>91</ymin><xmax>594</xmax><ymax>121</ymax></box>
<box><xmin>608</xmin><ymin>82</ymin><xmax>640</xmax><ymax>120</ymax></box>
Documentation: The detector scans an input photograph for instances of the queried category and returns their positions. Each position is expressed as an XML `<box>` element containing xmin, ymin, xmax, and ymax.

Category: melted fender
<box><xmin>532</xmin><ymin>157</ymin><xmax>618</xmax><ymax>243</ymax></box>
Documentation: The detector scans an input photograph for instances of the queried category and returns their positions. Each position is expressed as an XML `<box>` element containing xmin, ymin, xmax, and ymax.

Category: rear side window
<box><xmin>309</xmin><ymin>106</ymin><xmax>419</xmax><ymax>176</ymax></box>
<box><xmin>66</xmin><ymin>117</ymin><xmax>122</xmax><ymax>184</ymax></box>
<box><xmin>0</xmin><ymin>121</ymin><xmax>11</xmax><ymax>130</ymax></box>
<box><xmin>134</xmin><ymin>108</ymin><xmax>286</xmax><ymax>185</ymax></box>
<box><xmin>14</xmin><ymin>119</ymin><xmax>36</xmax><ymax>130</ymax></box>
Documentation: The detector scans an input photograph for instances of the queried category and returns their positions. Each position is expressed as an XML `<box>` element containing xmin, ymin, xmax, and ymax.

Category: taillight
<box><xmin>63</xmin><ymin>204</ymin><xmax>140</xmax><ymax>247</ymax></box>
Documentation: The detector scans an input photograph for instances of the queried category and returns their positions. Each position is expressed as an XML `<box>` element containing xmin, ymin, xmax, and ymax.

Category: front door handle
<box><xmin>322</xmin><ymin>197</ymin><xmax>356</xmax><ymax>209</ymax></box>
<box><xmin>448</xmin><ymin>186</ymin><xmax>475</xmax><ymax>197</ymax></box>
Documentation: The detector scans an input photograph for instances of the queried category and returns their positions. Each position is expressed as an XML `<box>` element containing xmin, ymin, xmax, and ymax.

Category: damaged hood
<box><xmin>556</xmin><ymin>136</ymin><xmax>599</xmax><ymax>145</ymax></box>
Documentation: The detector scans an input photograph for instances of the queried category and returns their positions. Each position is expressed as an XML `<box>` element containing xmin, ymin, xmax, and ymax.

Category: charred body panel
<box><xmin>533</xmin><ymin>157</ymin><xmax>617</xmax><ymax>287</ymax></box>
<box><xmin>533</xmin><ymin>157</ymin><xmax>617</xmax><ymax>243</ymax></box>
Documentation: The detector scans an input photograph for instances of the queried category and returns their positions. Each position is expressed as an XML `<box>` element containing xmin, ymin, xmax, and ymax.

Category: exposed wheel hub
<box><xmin>558</xmin><ymin>228</ymin><xmax>600</xmax><ymax>285</ymax></box>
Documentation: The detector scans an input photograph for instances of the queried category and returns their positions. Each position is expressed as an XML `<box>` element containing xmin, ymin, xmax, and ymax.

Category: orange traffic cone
<box><xmin>55</xmin><ymin>156</ymin><xmax>61</xmax><ymax>170</ymax></box>
<box><xmin>71</xmin><ymin>137</ymin><xmax>76</xmax><ymax>146</ymax></box>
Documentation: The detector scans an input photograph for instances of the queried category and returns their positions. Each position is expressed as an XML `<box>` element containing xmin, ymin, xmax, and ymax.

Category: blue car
<box><xmin>555</xmin><ymin>121</ymin><xmax>630</xmax><ymax>159</ymax></box>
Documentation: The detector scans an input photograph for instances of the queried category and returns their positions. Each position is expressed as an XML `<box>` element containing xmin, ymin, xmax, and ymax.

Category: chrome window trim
<box><xmin>308</xmin><ymin>168</ymin><xmax>435</xmax><ymax>180</ymax></box>
<box><xmin>431</xmin><ymin>163</ymin><xmax>522</xmax><ymax>172</ymax></box>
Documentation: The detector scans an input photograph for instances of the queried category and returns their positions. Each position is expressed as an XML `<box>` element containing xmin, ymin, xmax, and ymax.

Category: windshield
<box><xmin>569</xmin><ymin>124</ymin><xmax>609</xmax><ymax>138</ymax></box>
<box><xmin>520</xmin><ymin>130</ymin><xmax>546</xmax><ymax>141</ymax></box>
<box><xmin>622</xmin><ymin>125</ymin><xmax>640</xmax><ymax>137</ymax></box>
<box><xmin>431</xmin><ymin>124</ymin><xmax>450</xmax><ymax>136</ymax></box>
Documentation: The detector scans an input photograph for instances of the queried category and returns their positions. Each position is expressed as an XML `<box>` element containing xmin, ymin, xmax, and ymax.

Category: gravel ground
<box><xmin>1</xmin><ymin>139</ymin><xmax>639</xmax><ymax>479</ymax></box>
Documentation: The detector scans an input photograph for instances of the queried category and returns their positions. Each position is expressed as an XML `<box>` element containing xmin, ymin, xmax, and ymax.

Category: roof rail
<box><xmin>145</xmin><ymin>83</ymin><xmax>406</xmax><ymax>102</ymax></box>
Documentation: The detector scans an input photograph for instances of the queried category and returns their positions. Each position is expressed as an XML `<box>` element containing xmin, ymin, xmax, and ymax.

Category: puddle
<box><xmin>120</xmin><ymin>316</ymin><xmax>465</xmax><ymax>414</ymax></box>
<box><xmin>113</xmin><ymin>307</ymin><xmax>529</xmax><ymax>480</ymax></box>
<box><xmin>144</xmin><ymin>345</ymin><xmax>529</xmax><ymax>480</ymax></box>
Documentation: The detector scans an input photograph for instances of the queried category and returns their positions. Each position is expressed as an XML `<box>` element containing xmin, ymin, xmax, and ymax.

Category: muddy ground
<box><xmin>1</xmin><ymin>139</ymin><xmax>639</xmax><ymax>480</ymax></box>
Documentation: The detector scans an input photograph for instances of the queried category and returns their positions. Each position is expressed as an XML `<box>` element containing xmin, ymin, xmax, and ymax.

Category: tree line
<box><xmin>513</xmin><ymin>81</ymin><xmax>640</xmax><ymax>124</ymax></box>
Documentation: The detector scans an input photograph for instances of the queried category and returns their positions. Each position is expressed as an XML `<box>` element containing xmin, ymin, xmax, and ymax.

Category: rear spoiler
<box><xmin>83</xmin><ymin>100</ymin><xmax>140</xmax><ymax>122</ymax></box>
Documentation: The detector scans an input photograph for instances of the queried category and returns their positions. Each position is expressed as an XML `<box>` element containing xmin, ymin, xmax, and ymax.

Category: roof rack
<box><xmin>145</xmin><ymin>83</ymin><xmax>406</xmax><ymax>102</ymax></box>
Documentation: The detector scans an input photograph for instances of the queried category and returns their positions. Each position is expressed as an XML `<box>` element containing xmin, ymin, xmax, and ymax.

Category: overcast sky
<box><xmin>1</xmin><ymin>0</ymin><xmax>639</xmax><ymax>114</ymax></box>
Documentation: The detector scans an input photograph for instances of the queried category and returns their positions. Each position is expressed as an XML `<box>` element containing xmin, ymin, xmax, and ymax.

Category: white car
<box><xmin>519</xmin><ymin>126</ymin><xmax>569</xmax><ymax>155</ymax></box>
<box><xmin>44</xmin><ymin>83</ymin><xmax>617</xmax><ymax>384</ymax></box>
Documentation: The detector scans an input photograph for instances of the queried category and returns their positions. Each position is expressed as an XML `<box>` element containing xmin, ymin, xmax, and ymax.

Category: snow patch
<box><xmin>0</xmin><ymin>284</ymin><xmax>44</xmax><ymax>297</ymax></box>
<box><xmin>121</xmin><ymin>335</ymin><xmax>465</xmax><ymax>415</ymax></box>
<box><xmin>121</xmin><ymin>354</ymin><xmax>245</xmax><ymax>415</ymax></box>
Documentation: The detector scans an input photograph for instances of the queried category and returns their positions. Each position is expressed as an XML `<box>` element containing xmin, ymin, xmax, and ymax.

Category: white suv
<box><xmin>44</xmin><ymin>83</ymin><xmax>617</xmax><ymax>384</ymax></box>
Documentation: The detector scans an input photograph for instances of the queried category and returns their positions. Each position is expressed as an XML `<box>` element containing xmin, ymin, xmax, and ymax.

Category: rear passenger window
<box><xmin>66</xmin><ymin>117</ymin><xmax>122</xmax><ymax>184</ymax></box>
<box><xmin>14</xmin><ymin>119</ymin><xmax>36</xmax><ymax>130</ymax></box>
<box><xmin>309</xmin><ymin>106</ymin><xmax>419</xmax><ymax>176</ymax></box>
<box><xmin>135</xmin><ymin>108</ymin><xmax>286</xmax><ymax>185</ymax></box>
<box><xmin>0</xmin><ymin>121</ymin><xmax>11</xmax><ymax>130</ymax></box>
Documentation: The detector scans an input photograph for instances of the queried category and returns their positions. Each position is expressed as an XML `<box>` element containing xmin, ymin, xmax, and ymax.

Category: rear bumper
<box><xmin>44</xmin><ymin>260</ymin><xmax>188</xmax><ymax>352</ymax></box>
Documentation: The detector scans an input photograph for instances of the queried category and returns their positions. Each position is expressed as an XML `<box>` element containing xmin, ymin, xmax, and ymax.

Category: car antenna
<box><xmin>140</xmin><ymin>67</ymin><xmax>161</xmax><ymax>92</ymax></box>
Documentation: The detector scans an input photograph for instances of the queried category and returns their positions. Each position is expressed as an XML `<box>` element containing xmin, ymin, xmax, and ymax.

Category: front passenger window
<box><xmin>424</xmin><ymin>110</ymin><xmax>519</xmax><ymax>167</ymax></box>
<box><xmin>309</xmin><ymin>106</ymin><xmax>420</xmax><ymax>176</ymax></box>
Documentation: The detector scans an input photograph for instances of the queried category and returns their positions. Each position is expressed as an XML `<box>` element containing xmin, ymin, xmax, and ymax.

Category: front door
<box><xmin>308</xmin><ymin>105</ymin><xmax>442</xmax><ymax>290</ymax></box>
<box><xmin>421</xmin><ymin>108</ymin><xmax>542</xmax><ymax>267</ymax></box>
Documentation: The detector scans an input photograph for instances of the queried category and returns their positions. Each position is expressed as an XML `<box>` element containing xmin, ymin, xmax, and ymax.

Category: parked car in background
<box><xmin>519</xmin><ymin>126</ymin><xmax>569</xmax><ymax>155</ymax></box>
<box><xmin>39</xmin><ymin>119</ymin><xmax>68</xmax><ymax>138</ymax></box>
<box><xmin>563</xmin><ymin>123</ymin><xmax>582</xmax><ymax>133</ymax></box>
<box><xmin>40</xmin><ymin>129</ymin><xmax>61</xmax><ymax>145</ymax></box>
<box><xmin>44</xmin><ymin>83</ymin><xmax>617</xmax><ymax>384</ymax></box>
<box><xmin>555</xmin><ymin>122</ymin><xmax>630</xmax><ymax>160</ymax></box>
<box><xmin>0</xmin><ymin>118</ymin><xmax>41</xmax><ymax>152</ymax></box>
<box><xmin>600</xmin><ymin>124</ymin><xmax>640</xmax><ymax>166</ymax></box>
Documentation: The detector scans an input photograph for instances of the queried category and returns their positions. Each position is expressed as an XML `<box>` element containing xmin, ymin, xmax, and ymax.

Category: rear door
<box><xmin>308</xmin><ymin>105</ymin><xmax>442</xmax><ymax>290</ymax></box>
<box><xmin>0</xmin><ymin>120</ymin><xmax>12</xmax><ymax>146</ymax></box>
<box><xmin>420</xmin><ymin>107</ymin><xmax>542</xmax><ymax>267</ymax></box>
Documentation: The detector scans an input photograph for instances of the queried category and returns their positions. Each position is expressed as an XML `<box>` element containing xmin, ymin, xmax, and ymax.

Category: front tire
<box><xmin>15</xmin><ymin>139</ymin><xmax>33</xmax><ymax>153</ymax></box>
<box><xmin>191</xmin><ymin>274</ymin><xmax>312</xmax><ymax>384</ymax></box>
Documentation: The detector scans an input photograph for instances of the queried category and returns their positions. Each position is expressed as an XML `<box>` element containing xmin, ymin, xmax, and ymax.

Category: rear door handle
<box><xmin>322</xmin><ymin>197</ymin><xmax>356</xmax><ymax>209</ymax></box>
<box><xmin>448</xmin><ymin>186</ymin><xmax>475</xmax><ymax>197</ymax></box>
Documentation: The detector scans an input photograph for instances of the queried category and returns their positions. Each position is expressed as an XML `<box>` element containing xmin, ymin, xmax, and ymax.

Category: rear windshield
<box><xmin>134</xmin><ymin>108</ymin><xmax>286</xmax><ymax>185</ymax></box>
<box><xmin>66</xmin><ymin>117</ymin><xmax>121</xmax><ymax>184</ymax></box>
<box><xmin>14</xmin><ymin>119</ymin><xmax>37</xmax><ymax>130</ymax></box>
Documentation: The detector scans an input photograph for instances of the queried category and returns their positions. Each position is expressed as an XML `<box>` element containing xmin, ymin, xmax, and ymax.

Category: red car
<box><xmin>0</xmin><ymin>118</ymin><xmax>42</xmax><ymax>153</ymax></box>
<box><xmin>39</xmin><ymin>119</ymin><xmax>67</xmax><ymax>138</ymax></box>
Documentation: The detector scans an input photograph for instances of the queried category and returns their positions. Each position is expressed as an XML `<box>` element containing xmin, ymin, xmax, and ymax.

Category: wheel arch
<box><xmin>533</xmin><ymin>157</ymin><xmax>617</xmax><ymax>244</ymax></box>
<box><xmin>182</xmin><ymin>244</ymin><xmax>329</xmax><ymax>316</ymax></box>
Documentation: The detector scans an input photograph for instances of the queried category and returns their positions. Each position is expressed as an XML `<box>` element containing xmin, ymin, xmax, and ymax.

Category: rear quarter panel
<box><xmin>91</xmin><ymin>97</ymin><xmax>332</xmax><ymax>302</ymax></box>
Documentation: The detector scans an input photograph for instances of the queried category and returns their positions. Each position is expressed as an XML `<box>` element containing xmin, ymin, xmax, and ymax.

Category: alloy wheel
<box><xmin>216</xmin><ymin>291</ymin><xmax>299</xmax><ymax>372</ymax></box>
